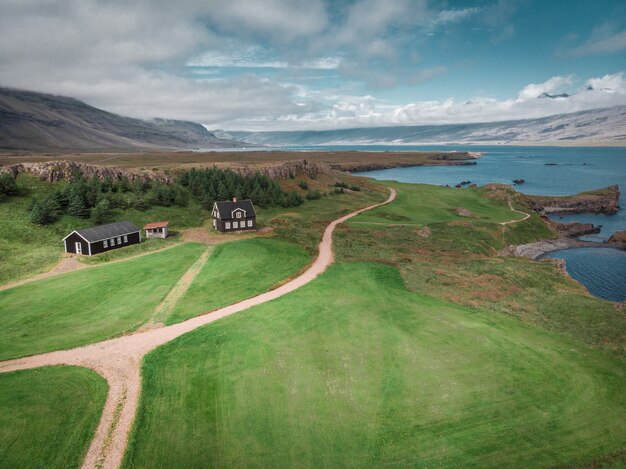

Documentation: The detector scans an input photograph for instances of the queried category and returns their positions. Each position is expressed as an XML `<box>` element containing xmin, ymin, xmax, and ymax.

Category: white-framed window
<box><xmin>117</xmin><ymin>237</ymin><xmax>122</xmax><ymax>244</ymax></box>
<box><xmin>110</xmin><ymin>238</ymin><xmax>115</xmax><ymax>246</ymax></box>
<box><xmin>236</xmin><ymin>212</ymin><xmax>242</xmax><ymax>218</ymax></box>
<box><xmin>103</xmin><ymin>240</ymin><xmax>108</xmax><ymax>248</ymax></box>
<box><xmin>123</xmin><ymin>235</ymin><xmax>128</xmax><ymax>243</ymax></box>
<box><xmin>233</xmin><ymin>221</ymin><xmax>239</xmax><ymax>229</ymax></box>
<box><xmin>225</xmin><ymin>222</ymin><xmax>231</xmax><ymax>229</ymax></box>
<box><xmin>247</xmin><ymin>220</ymin><xmax>253</xmax><ymax>227</ymax></box>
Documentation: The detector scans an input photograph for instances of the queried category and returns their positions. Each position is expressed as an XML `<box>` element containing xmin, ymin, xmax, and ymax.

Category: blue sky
<box><xmin>1</xmin><ymin>0</ymin><xmax>625</xmax><ymax>130</ymax></box>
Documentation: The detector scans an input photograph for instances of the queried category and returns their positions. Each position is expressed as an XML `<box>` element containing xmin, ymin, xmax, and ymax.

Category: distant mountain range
<box><xmin>0</xmin><ymin>88</ymin><xmax>244</xmax><ymax>151</ymax></box>
<box><xmin>229</xmin><ymin>106</ymin><xmax>626</xmax><ymax>146</ymax></box>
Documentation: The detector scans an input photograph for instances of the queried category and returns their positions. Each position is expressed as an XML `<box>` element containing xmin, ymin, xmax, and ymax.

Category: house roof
<box><xmin>213</xmin><ymin>199</ymin><xmax>256</xmax><ymax>220</ymax></box>
<box><xmin>64</xmin><ymin>221</ymin><xmax>140</xmax><ymax>243</ymax></box>
<box><xmin>144</xmin><ymin>221</ymin><xmax>169</xmax><ymax>229</ymax></box>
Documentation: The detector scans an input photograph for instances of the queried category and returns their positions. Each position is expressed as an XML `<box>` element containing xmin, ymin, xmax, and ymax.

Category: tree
<box><xmin>0</xmin><ymin>173</ymin><xmax>18</xmax><ymax>197</ymax></box>
<box><xmin>29</xmin><ymin>198</ymin><xmax>56</xmax><ymax>225</ymax></box>
<box><xmin>91</xmin><ymin>199</ymin><xmax>111</xmax><ymax>224</ymax></box>
<box><xmin>217</xmin><ymin>182</ymin><xmax>229</xmax><ymax>201</ymax></box>
<box><xmin>67</xmin><ymin>191</ymin><xmax>89</xmax><ymax>218</ymax></box>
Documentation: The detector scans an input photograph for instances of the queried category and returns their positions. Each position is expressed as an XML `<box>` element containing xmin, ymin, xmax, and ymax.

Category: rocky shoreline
<box><xmin>336</xmin><ymin>151</ymin><xmax>480</xmax><ymax>173</ymax></box>
<box><xmin>499</xmin><ymin>238</ymin><xmax>625</xmax><ymax>260</ymax></box>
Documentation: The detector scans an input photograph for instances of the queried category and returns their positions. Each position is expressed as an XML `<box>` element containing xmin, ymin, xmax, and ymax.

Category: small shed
<box><xmin>212</xmin><ymin>198</ymin><xmax>257</xmax><ymax>232</ymax></box>
<box><xmin>62</xmin><ymin>221</ymin><xmax>141</xmax><ymax>256</ymax></box>
<box><xmin>144</xmin><ymin>221</ymin><xmax>169</xmax><ymax>239</ymax></box>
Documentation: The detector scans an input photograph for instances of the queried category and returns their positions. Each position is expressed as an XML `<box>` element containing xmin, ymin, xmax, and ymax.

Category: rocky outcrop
<box><xmin>552</xmin><ymin>221</ymin><xmax>601</xmax><ymax>238</ymax></box>
<box><xmin>333</xmin><ymin>152</ymin><xmax>478</xmax><ymax>173</ymax></box>
<box><xmin>0</xmin><ymin>160</ymin><xmax>173</xmax><ymax>184</ymax></box>
<box><xmin>528</xmin><ymin>185</ymin><xmax>620</xmax><ymax>214</ymax></box>
<box><xmin>456</xmin><ymin>207</ymin><xmax>473</xmax><ymax>217</ymax></box>
<box><xmin>608</xmin><ymin>230</ymin><xmax>626</xmax><ymax>245</ymax></box>
<box><xmin>498</xmin><ymin>238</ymin><xmax>624</xmax><ymax>260</ymax></box>
<box><xmin>231</xmin><ymin>159</ymin><xmax>334</xmax><ymax>180</ymax></box>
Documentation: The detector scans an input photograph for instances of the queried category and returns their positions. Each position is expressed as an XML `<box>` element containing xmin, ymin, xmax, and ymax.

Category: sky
<box><xmin>1</xmin><ymin>0</ymin><xmax>625</xmax><ymax>131</ymax></box>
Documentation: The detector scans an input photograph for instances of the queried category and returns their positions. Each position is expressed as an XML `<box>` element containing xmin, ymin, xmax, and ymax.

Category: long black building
<box><xmin>212</xmin><ymin>198</ymin><xmax>257</xmax><ymax>232</ymax></box>
<box><xmin>62</xmin><ymin>221</ymin><xmax>141</xmax><ymax>256</ymax></box>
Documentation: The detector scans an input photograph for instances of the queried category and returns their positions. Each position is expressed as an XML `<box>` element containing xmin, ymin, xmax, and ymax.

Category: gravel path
<box><xmin>499</xmin><ymin>197</ymin><xmax>531</xmax><ymax>225</ymax></box>
<box><xmin>0</xmin><ymin>188</ymin><xmax>396</xmax><ymax>469</ymax></box>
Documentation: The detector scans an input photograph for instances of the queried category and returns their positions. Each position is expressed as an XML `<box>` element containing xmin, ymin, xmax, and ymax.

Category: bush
<box><xmin>298</xmin><ymin>180</ymin><xmax>309</xmax><ymax>190</ymax></box>
<box><xmin>306</xmin><ymin>190</ymin><xmax>322</xmax><ymax>200</ymax></box>
<box><xmin>0</xmin><ymin>173</ymin><xmax>18</xmax><ymax>199</ymax></box>
<box><xmin>350</xmin><ymin>185</ymin><xmax>361</xmax><ymax>192</ymax></box>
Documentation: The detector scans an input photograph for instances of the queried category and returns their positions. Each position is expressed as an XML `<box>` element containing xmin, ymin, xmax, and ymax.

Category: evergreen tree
<box><xmin>67</xmin><ymin>190</ymin><xmax>89</xmax><ymax>218</ymax></box>
<box><xmin>91</xmin><ymin>199</ymin><xmax>111</xmax><ymax>224</ymax></box>
<box><xmin>0</xmin><ymin>173</ymin><xmax>18</xmax><ymax>197</ymax></box>
<box><xmin>217</xmin><ymin>182</ymin><xmax>229</xmax><ymax>201</ymax></box>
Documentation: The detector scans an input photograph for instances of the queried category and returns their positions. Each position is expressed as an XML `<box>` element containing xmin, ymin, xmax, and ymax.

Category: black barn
<box><xmin>212</xmin><ymin>198</ymin><xmax>257</xmax><ymax>232</ymax></box>
<box><xmin>63</xmin><ymin>221</ymin><xmax>141</xmax><ymax>256</ymax></box>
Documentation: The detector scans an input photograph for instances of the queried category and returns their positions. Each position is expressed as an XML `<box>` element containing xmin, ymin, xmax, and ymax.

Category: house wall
<box><xmin>214</xmin><ymin>217</ymin><xmax>256</xmax><ymax>233</ymax></box>
<box><xmin>145</xmin><ymin>227</ymin><xmax>168</xmax><ymax>239</ymax></box>
<box><xmin>90</xmin><ymin>231</ymin><xmax>141</xmax><ymax>255</ymax></box>
<box><xmin>64</xmin><ymin>232</ymin><xmax>90</xmax><ymax>255</ymax></box>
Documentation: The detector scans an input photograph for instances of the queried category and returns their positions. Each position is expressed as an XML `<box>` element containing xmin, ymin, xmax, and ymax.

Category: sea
<box><xmin>292</xmin><ymin>145</ymin><xmax>626</xmax><ymax>301</ymax></box>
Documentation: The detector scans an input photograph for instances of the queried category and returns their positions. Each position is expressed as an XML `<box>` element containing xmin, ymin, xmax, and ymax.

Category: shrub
<box><xmin>298</xmin><ymin>180</ymin><xmax>309</xmax><ymax>190</ymax></box>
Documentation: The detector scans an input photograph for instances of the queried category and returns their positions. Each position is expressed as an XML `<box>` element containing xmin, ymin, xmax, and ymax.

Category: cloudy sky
<box><xmin>1</xmin><ymin>0</ymin><xmax>625</xmax><ymax>130</ymax></box>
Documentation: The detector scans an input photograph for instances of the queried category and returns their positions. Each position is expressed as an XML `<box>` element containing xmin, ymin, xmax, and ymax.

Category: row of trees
<box><xmin>179</xmin><ymin>168</ymin><xmax>304</xmax><ymax>209</ymax></box>
<box><xmin>29</xmin><ymin>171</ymin><xmax>187</xmax><ymax>225</ymax></box>
<box><xmin>25</xmin><ymin>166</ymin><xmax>309</xmax><ymax>226</ymax></box>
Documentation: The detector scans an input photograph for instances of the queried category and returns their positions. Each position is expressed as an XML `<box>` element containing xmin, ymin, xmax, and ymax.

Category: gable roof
<box><xmin>213</xmin><ymin>199</ymin><xmax>256</xmax><ymax>220</ymax></box>
<box><xmin>144</xmin><ymin>221</ymin><xmax>169</xmax><ymax>229</ymax></box>
<box><xmin>63</xmin><ymin>221</ymin><xmax>140</xmax><ymax>243</ymax></box>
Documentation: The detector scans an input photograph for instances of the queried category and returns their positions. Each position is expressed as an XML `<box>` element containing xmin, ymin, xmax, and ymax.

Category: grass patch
<box><xmin>0</xmin><ymin>366</ymin><xmax>107</xmax><ymax>469</ymax></box>
<box><xmin>352</xmin><ymin>181</ymin><xmax>523</xmax><ymax>226</ymax></box>
<box><xmin>78</xmin><ymin>235</ymin><xmax>181</xmax><ymax>265</ymax></box>
<box><xmin>335</xmin><ymin>181</ymin><xmax>622</xmax><ymax>357</ymax></box>
<box><xmin>167</xmin><ymin>238</ymin><xmax>309</xmax><ymax>324</ymax></box>
<box><xmin>125</xmin><ymin>263</ymin><xmax>626</xmax><ymax>468</ymax></box>
<box><xmin>0</xmin><ymin>243</ymin><xmax>205</xmax><ymax>360</ymax></box>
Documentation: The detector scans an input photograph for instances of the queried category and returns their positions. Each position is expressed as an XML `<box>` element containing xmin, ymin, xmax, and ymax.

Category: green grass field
<box><xmin>0</xmin><ymin>243</ymin><xmax>205</xmax><ymax>360</ymax></box>
<box><xmin>0</xmin><ymin>366</ymin><xmax>107</xmax><ymax>469</ymax></box>
<box><xmin>352</xmin><ymin>181</ymin><xmax>525</xmax><ymax>225</ymax></box>
<box><xmin>167</xmin><ymin>238</ymin><xmax>309</xmax><ymax>324</ymax></box>
<box><xmin>124</xmin><ymin>263</ymin><xmax>626</xmax><ymax>468</ymax></box>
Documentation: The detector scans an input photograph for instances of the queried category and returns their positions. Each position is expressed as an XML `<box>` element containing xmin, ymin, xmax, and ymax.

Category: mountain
<box><xmin>0</xmin><ymin>87</ymin><xmax>245</xmax><ymax>151</ymax></box>
<box><xmin>229</xmin><ymin>106</ymin><xmax>626</xmax><ymax>146</ymax></box>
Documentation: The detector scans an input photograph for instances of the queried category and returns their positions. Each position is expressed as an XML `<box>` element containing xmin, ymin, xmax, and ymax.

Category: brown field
<box><xmin>0</xmin><ymin>149</ymin><xmax>474</xmax><ymax>171</ymax></box>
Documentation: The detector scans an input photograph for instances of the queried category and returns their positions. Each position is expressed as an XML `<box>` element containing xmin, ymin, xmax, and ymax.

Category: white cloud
<box><xmin>565</xmin><ymin>24</ymin><xmax>626</xmax><ymax>57</ymax></box>
<box><xmin>517</xmin><ymin>76</ymin><xmax>573</xmax><ymax>100</ymax></box>
<box><xmin>432</xmin><ymin>7</ymin><xmax>482</xmax><ymax>27</ymax></box>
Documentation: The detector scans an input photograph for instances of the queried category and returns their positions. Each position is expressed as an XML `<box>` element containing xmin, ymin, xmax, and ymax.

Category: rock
<box><xmin>469</xmin><ymin>184</ymin><xmax>477</xmax><ymax>188</ymax></box>
<box><xmin>0</xmin><ymin>160</ymin><xmax>172</xmax><ymax>184</ymax></box>
<box><xmin>416</xmin><ymin>226</ymin><xmax>431</xmax><ymax>238</ymax></box>
<box><xmin>615</xmin><ymin>301</ymin><xmax>626</xmax><ymax>311</ymax></box>
<box><xmin>552</xmin><ymin>221</ymin><xmax>601</xmax><ymax>238</ymax></box>
<box><xmin>513</xmin><ymin>179</ymin><xmax>525</xmax><ymax>184</ymax></box>
<box><xmin>231</xmin><ymin>159</ymin><xmax>333</xmax><ymax>180</ymax></box>
<box><xmin>527</xmin><ymin>185</ymin><xmax>620</xmax><ymax>215</ymax></box>
<box><xmin>608</xmin><ymin>230</ymin><xmax>626</xmax><ymax>244</ymax></box>
<box><xmin>456</xmin><ymin>207</ymin><xmax>473</xmax><ymax>217</ymax></box>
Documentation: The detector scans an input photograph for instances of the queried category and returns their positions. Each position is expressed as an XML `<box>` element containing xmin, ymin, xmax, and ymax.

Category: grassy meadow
<box><xmin>0</xmin><ymin>366</ymin><xmax>107</xmax><ymax>469</ymax></box>
<box><xmin>0</xmin><ymin>243</ymin><xmax>205</xmax><ymax>360</ymax></box>
<box><xmin>352</xmin><ymin>181</ymin><xmax>527</xmax><ymax>225</ymax></box>
<box><xmin>124</xmin><ymin>263</ymin><xmax>626</xmax><ymax>468</ymax></box>
<box><xmin>337</xmin><ymin>181</ymin><xmax>624</xmax><ymax>357</ymax></box>
<box><xmin>167</xmin><ymin>238</ymin><xmax>309</xmax><ymax>324</ymax></box>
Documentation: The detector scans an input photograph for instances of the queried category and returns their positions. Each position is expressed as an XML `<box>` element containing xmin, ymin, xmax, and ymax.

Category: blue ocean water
<box><xmin>295</xmin><ymin>145</ymin><xmax>626</xmax><ymax>301</ymax></box>
<box><xmin>545</xmin><ymin>248</ymin><xmax>626</xmax><ymax>302</ymax></box>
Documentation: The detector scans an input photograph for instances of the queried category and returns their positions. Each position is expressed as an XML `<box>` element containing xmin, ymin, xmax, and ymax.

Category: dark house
<box><xmin>62</xmin><ymin>221</ymin><xmax>141</xmax><ymax>256</ymax></box>
<box><xmin>212</xmin><ymin>198</ymin><xmax>257</xmax><ymax>232</ymax></box>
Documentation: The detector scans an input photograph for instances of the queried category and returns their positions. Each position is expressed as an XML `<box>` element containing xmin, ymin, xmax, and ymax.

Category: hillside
<box><xmin>0</xmin><ymin>88</ymin><xmax>245</xmax><ymax>151</ymax></box>
<box><xmin>229</xmin><ymin>106</ymin><xmax>626</xmax><ymax>146</ymax></box>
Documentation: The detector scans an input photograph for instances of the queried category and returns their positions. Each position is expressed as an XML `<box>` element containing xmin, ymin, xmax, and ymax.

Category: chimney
<box><xmin>232</xmin><ymin>197</ymin><xmax>237</xmax><ymax>202</ymax></box>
